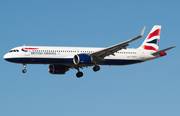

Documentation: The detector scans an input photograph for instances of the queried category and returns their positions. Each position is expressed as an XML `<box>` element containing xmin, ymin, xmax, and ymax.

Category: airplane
<box><xmin>3</xmin><ymin>25</ymin><xmax>176</xmax><ymax>78</ymax></box>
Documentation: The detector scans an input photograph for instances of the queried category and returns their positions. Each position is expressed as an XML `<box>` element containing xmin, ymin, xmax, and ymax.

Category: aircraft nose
<box><xmin>4</xmin><ymin>53</ymin><xmax>17</xmax><ymax>63</ymax></box>
<box><xmin>3</xmin><ymin>53</ymin><xmax>11</xmax><ymax>61</ymax></box>
<box><xmin>4</xmin><ymin>53</ymin><xmax>8</xmax><ymax>60</ymax></box>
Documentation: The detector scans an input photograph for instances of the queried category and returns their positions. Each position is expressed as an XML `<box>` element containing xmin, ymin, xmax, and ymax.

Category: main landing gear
<box><xmin>76</xmin><ymin>68</ymin><xmax>83</xmax><ymax>78</ymax></box>
<box><xmin>76</xmin><ymin>65</ymin><xmax>100</xmax><ymax>78</ymax></box>
<box><xmin>93</xmin><ymin>65</ymin><xmax>100</xmax><ymax>72</ymax></box>
<box><xmin>76</xmin><ymin>71</ymin><xmax>83</xmax><ymax>78</ymax></box>
<box><xmin>22</xmin><ymin>64</ymin><xmax>27</xmax><ymax>73</ymax></box>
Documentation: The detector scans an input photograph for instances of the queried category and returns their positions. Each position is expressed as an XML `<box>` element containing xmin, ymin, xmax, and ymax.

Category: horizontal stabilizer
<box><xmin>152</xmin><ymin>46</ymin><xmax>176</xmax><ymax>55</ymax></box>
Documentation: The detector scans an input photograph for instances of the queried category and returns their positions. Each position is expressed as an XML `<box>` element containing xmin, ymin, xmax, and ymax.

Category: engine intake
<box><xmin>73</xmin><ymin>54</ymin><xmax>93</xmax><ymax>65</ymax></box>
<box><xmin>48</xmin><ymin>64</ymin><xmax>69</xmax><ymax>74</ymax></box>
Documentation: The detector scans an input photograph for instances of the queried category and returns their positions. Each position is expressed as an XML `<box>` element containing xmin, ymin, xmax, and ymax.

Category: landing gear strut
<box><xmin>22</xmin><ymin>64</ymin><xmax>27</xmax><ymax>73</ymax></box>
<box><xmin>76</xmin><ymin>68</ymin><xmax>83</xmax><ymax>78</ymax></box>
<box><xmin>93</xmin><ymin>65</ymin><xmax>100</xmax><ymax>72</ymax></box>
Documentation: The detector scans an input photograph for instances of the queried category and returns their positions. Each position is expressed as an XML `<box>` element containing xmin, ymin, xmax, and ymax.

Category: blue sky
<box><xmin>0</xmin><ymin>0</ymin><xmax>179</xmax><ymax>116</ymax></box>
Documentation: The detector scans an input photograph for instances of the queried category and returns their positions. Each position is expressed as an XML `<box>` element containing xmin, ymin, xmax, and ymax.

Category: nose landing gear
<box><xmin>22</xmin><ymin>64</ymin><xmax>27</xmax><ymax>73</ymax></box>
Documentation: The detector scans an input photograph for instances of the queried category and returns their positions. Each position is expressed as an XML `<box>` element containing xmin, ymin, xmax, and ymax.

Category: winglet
<box><xmin>139</xmin><ymin>26</ymin><xmax>146</xmax><ymax>37</ymax></box>
<box><xmin>128</xmin><ymin>26</ymin><xmax>146</xmax><ymax>42</ymax></box>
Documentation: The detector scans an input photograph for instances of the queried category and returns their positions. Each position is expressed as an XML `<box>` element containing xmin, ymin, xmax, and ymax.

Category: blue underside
<box><xmin>5</xmin><ymin>58</ymin><xmax>143</xmax><ymax>65</ymax></box>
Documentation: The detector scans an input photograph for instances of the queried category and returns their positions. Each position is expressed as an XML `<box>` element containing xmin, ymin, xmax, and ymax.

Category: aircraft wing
<box><xmin>90</xmin><ymin>26</ymin><xmax>146</xmax><ymax>63</ymax></box>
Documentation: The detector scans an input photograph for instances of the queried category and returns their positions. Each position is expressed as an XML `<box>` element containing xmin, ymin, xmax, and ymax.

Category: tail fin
<box><xmin>139</xmin><ymin>25</ymin><xmax>161</xmax><ymax>52</ymax></box>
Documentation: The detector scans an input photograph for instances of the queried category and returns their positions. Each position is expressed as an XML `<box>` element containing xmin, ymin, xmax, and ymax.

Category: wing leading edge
<box><xmin>90</xmin><ymin>26</ymin><xmax>146</xmax><ymax>63</ymax></box>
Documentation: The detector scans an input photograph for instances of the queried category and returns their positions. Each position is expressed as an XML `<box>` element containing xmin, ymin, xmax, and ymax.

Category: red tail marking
<box><xmin>143</xmin><ymin>45</ymin><xmax>158</xmax><ymax>52</ymax></box>
<box><xmin>147</xmin><ymin>29</ymin><xmax>161</xmax><ymax>39</ymax></box>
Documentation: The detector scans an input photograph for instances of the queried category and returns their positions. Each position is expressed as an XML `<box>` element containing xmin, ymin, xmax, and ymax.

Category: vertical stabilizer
<box><xmin>139</xmin><ymin>25</ymin><xmax>161</xmax><ymax>52</ymax></box>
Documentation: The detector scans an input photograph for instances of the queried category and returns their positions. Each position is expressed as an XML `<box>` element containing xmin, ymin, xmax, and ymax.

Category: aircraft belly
<box><xmin>6</xmin><ymin>57</ymin><xmax>74</xmax><ymax>64</ymax></box>
<box><xmin>102</xmin><ymin>59</ymin><xmax>143</xmax><ymax>65</ymax></box>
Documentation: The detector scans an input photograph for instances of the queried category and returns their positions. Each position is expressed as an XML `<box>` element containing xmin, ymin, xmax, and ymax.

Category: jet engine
<box><xmin>73</xmin><ymin>54</ymin><xmax>93</xmax><ymax>65</ymax></box>
<box><xmin>48</xmin><ymin>64</ymin><xmax>69</xmax><ymax>74</ymax></box>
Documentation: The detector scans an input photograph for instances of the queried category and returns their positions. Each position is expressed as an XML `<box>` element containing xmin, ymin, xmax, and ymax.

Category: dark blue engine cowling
<box><xmin>73</xmin><ymin>54</ymin><xmax>93</xmax><ymax>65</ymax></box>
<box><xmin>48</xmin><ymin>64</ymin><xmax>69</xmax><ymax>74</ymax></box>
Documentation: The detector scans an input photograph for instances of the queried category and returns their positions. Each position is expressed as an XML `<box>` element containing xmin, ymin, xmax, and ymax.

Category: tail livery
<box><xmin>139</xmin><ymin>25</ymin><xmax>176</xmax><ymax>57</ymax></box>
<box><xmin>140</xmin><ymin>25</ymin><xmax>161</xmax><ymax>52</ymax></box>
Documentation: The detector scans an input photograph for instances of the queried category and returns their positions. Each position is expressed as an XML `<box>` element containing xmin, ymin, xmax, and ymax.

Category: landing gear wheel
<box><xmin>22</xmin><ymin>69</ymin><xmax>27</xmax><ymax>73</ymax></box>
<box><xmin>93</xmin><ymin>65</ymin><xmax>100</xmax><ymax>72</ymax></box>
<box><xmin>76</xmin><ymin>72</ymin><xmax>83</xmax><ymax>78</ymax></box>
<box><xmin>22</xmin><ymin>63</ymin><xmax>27</xmax><ymax>73</ymax></box>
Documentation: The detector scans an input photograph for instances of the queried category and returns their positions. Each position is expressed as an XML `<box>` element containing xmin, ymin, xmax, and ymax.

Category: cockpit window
<box><xmin>9</xmin><ymin>49</ymin><xmax>19</xmax><ymax>52</ymax></box>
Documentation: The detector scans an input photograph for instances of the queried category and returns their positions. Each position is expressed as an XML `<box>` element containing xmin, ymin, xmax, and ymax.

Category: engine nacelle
<box><xmin>48</xmin><ymin>64</ymin><xmax>69</xmax><ymax>74</ymax></box>
<box><xmin>73</xmin><ymin>54</ymin><xmax>93</xmax><ymax>65</ymax></box>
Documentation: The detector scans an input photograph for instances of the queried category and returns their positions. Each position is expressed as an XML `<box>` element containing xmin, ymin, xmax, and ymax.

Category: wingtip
<box><xmin>139</xmin><ymin>26</ymin><xmax>146</xmax><ymax>37</ymax></box>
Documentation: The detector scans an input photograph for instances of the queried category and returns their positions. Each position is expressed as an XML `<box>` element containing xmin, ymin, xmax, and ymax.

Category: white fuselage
<box><xmin>4</xmin><ymin>46</ymin><xmax>158</xmax><ymax>66</ymax></box>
